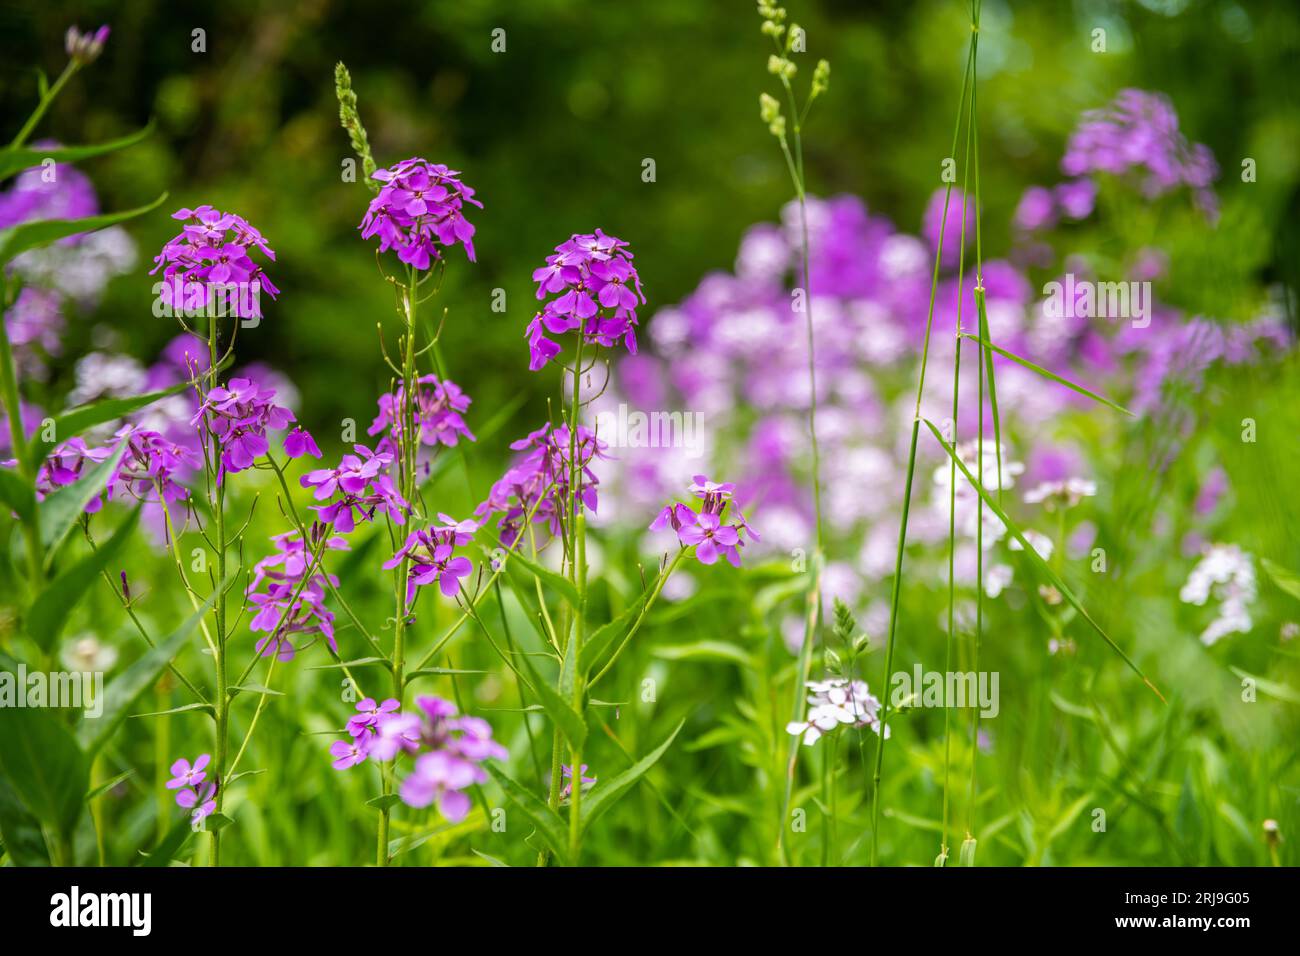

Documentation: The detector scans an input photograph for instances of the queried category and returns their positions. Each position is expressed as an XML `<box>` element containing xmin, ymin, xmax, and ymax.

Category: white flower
<box><xmin>1179</xmin><ymin>543</ymin><xmax>1256</xmax><ymax>645</ymax></box>
<box><xmin>60</xmin><ymin>635</ymin><xmax>118</xmax><ymax>672</ymax></box>
<box><xmin>1024</xmin><ymin>477</ymin><xmax>1097</xmax><ymax>510</ymax></box>
<box><xmin>786</xmin><ymin>677</ymin><xmax>889</xmax><ymax>745</ymax></box>
<box><xmin>1009</xmin><ymin>529</ymin><xmax>1055</xmax><ymax>561</ymax></box>
<box><xmin>985</xmin><ymin>563</ymin><xmax>1013</xmax><ymax>598</ymax></box>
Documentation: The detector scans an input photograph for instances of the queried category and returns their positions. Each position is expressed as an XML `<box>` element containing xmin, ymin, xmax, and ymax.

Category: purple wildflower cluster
<box><xmin>651</xmin><ymin>475</ymin><xmax>759</xmax><ymax>567</ymax></box>
<box><xmin>368</xmin><ymin>373</ymin><xmax>475</xmax><ymax>460</ymax></box>
<box><xmin>193</xmin><ymin>377</ymin><xmax>317</xmax><ymax>479</ymax></box>
<box><xmin>526</xmin><ymin>230</ymin><xmax>645</xmax><ymax>370</ymax></box>
<box><xmin>1016</xmin><ymin>89</ymin><xmax>1220</xmax><ymax>231</ymax></box>
<box><xmin>246</xmin><ymin>530</ymin><xmax>349</xmax><ymax>660</ymax></box>
<box><xmin>329</xmin><ymin>695</ymin><xmax>506</xmax><ymax>821</ymax></box>
<box><xmin>301</xmin><ymin>444</ymin><xmax>407</xmax><ymax>533</ymax></box>
<box><xmin>385</xmin><ymin>514</ymin><xmax>478</xmax><ymax>603</ymax></box>
<box><xmin>150</xmin><ymin>206</ymin><xmax>278</xmax><ymax>320</ymax></box>
<box><xmin>475</xmin><ymin>422</ymin><xmax>609</xmax><ymax>548</ymax></box>
<box><xmin>166</xmin><ymin>754</ymin><xmax>217</xmax><ymax>822</ymax></box>
<box><xmin>590</xmin><ymin>88</ymin><xmax>1286</xmax><ymax>642</ymax></box>
<box><xmin>360</xmin><ymin>158</ymin><xmax>481</xmax><ymax>269</ymax></box>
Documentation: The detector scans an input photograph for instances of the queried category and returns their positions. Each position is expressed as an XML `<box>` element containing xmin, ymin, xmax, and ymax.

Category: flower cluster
<box><xmin>385</xmin><ymin>514</ymin><xmax>478</xmax><ymax>603</ymax></box>
<box><xmin>786</xmin><ymin>678</ymin><xmax>889</xmax><ymax>745</ymax></box>
<box><xmin>301</xmin><ymin>444</ymin><xmax>407</xmax><ymax>533</ymax></box>
<box><xmin>1062</xmin><ymin>89</ymin><xmax>1218</xmax><ymax>208</ymax></box>
<box><xmin>475</xmin><ymin>423</ymin><xmax>608</xmax><ymax>548</ymax></box>
<box><xmin>166</xmin><ymin>754</ymin><xmax>217</xmax><ymax>822</ymax></box>
<box><xmin>368</xmin><ymin>373</ymin><xmax>475</xmax><ymax>460</ymax></box>
<box><xmin>650</xmin><ymin>475</ymin><xmax>759</xmax><ymax>567</ymax></box>
<box><xmin>360</xmin><ymin>158</ymin><xmax>481</xmax><ymax>269</ymax></box>
<box><xmin>525</xmin><ymin>230</ymin><xmax>645</xmax><ymax>370</ymax></box>
<box><xmin>193</xmin><ymin>377</ymin><xmax>316</xmax><ymax>479</ymax></box>
<box><xmin>103</xmin><ymin>425</ymin><xmax>200</xmax><ymax>507</ymax></box>
<box><xmin>329</xmin><ymin>695</ymin><xmax>506</xmax><ymax>822</ymax></box>
<box><xmin>246</xmin><ymin>530</ymin><xmax>349</xmax><ymax>660</ymax></box>
<box><xmin>150</xmin><ymin>206</ymin><xmax>278</xmax><ymax>320</ymax></box>
<box><xmin>1179</xmin><ymin>543</ymin><xmax>1256</xmax><ymax>646</ymax></box>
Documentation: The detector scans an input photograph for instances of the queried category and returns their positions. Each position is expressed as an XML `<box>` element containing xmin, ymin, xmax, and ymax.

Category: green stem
<box><xmin>9</xmin><ymin>60</ymin><xmax>78</xmax><ymax>149</ymax></box>
<box><xmin>0</xmin><ymin>308</ymin><xmax>44</xmax><ymax>586</ymax></box>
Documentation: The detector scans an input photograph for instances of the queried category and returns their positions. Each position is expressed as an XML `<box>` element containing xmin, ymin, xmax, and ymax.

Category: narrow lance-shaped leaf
<box><xmin>28</xmin><ymin>505</ymin><xmax>139</xmax><ymax>652</ymax></box>
<box><xmin>974</xmin><ymin>287</ymin><xmax>1004</xmax><ymax>505</ymax></box>
<box><xmin>36</xmin><ymin>441</ymin><xmax>127</xmax><ymax>562</ymax></box>
<box><xmin>25</xmin><ymin>380</ymin><xmax>195</xmax><ymax>470</ymax></box>
<box><xmin>581</xmin><ymin>719</ymin><xmax>685</xmax><ymax>833</ymax></box>
<box><xmin>484</xmin><ymin>762</ymin><xmax>569</xmax><ymax>864</ymax></box>
<box><xmin>0</xmin><ymin>467</ymin><xmax>35</xmax><ymax>524</ymax></box>
<box><xmin>78</xmin><ymin>577</ymin><xmax>230</xmax><ymax>757</ymax></box>
<box><xmin>0</xmin><ymin>122</ymin><xmax>155</xmax><ymax>182</ymax></box>
<box><xmin>518</xmin><ymin>647</ymin><xmax>587</xmax><ymax>752</ymax></box>
<box><xmin>922</xmin><ymin>418</ymin><xmax>1164</xmax><ymax>701</ymax></box>
<box><xmin>960</xmin><ymin>331</ymin><xmax>1134</xmax><ymax>417</ymax></box>
<box><xmin>0</xmin><ymin>192</ymin><xmax>168</xmax><ymax>267</ymax></box>
<box><xmin>0</xmin><ymin>706</ymin><xmax>88</xmax><ymax>840</ymax></box>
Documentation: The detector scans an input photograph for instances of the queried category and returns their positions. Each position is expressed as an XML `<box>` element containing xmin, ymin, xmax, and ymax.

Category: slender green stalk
<box><xmin>870</xmin><ymin>24</ymin><xmax>976</xmax><ymax>868</ymax></box>
<box><xmin>0</xmin><ymin>306</ymin><xmax>44</xmax><ymax>587</ymax></box>
<box><xmin>9</xmin><ymin>60</ymin><xmax>78</xmax><ymax>149</ymax></box>
<box><xmin>208</xmin><ymin>319</ymin><xmax>230</xmax><ymax>866</ymax></box>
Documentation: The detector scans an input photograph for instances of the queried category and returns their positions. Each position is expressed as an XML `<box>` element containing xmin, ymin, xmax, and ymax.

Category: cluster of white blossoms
<box><xmin>786</xmin><ymin>678</ymin><xmax>889</xmax><ymax>746</ymax></box>
<box><xmin>1023</xmin><ymin>477</ymin><xmax>1097</xmax><ymax>510</ymax></box>
<box><xmin>1179</xmin><ymin>543</ymin><xmax>1257</xmax><ymax>645</ymax></box>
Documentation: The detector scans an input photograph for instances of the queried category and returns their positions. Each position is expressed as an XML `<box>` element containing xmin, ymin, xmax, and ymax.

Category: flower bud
<box><xmin>65</xmin><ymin>24</ymin><xmax>110</xmax><ymax>65</ymax></box>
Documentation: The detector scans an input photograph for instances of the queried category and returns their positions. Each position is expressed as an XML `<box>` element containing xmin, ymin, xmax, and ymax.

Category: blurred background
<box><xmin>2</xmin><ymin>0</ymin><xmax>1297</xmax><ymax>450</ymax></box>
<box><xmin>3</xmin><ymin>0</ymin><xmax>1300</xmax><ymax>866</ymax></box>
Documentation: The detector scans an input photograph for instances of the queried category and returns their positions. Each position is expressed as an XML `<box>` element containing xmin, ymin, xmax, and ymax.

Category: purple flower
<box><xmin>65</xmin><ymin>24</ymin><xmax>110</xmax><ymax>64</ymax></box>
<box><xmin>166</xmin><ymin>754</ymin><xmax>218</xmax><ymax>820</ymax></box>
<box><xmin>1013</xmin><ymin>186</ymin><xmax>1057</xmax><ymax>232</ymax></box>
<box><xmin>329</xmin><ymin>739</ymin><xmax>367</xmax><ymax>770</ymax></box>
<box><xmin>399</xmin><ymin>751</ymin><xmax>476</xmax><ymax>821</ymax></box>
<box><xmin>475</xmin><ymin>423</ymin><xmax>608</xmax><ymax>547</ymax></box>
<box><xmin>368</xmin><ymin>374</ymin><xmax>475</xmax><ymax>462</ymax></box>
<box><xmin>245</xmin><ymin>531</ymin><xmax>347</xmax><ymax>660</ymax></box>
<box><xmin>1054</xmin><ymin>179</ymin><xmax>1097</xmax><ymax>220</ymax></box>
<box><xmin>347</xmin><ymin>697</ymin><xmax>401</xmax><ymax>737</ymax></box>
<box><xmin>151</xmin><ymin>207</ymin><xmax>278</xmax><ymax>320</ymax></box>
<box><xmin>166</xmin><ymin>754</ymin><xmax>210</xmax><ymax>790</ymax></box>
<box><xmin>526</xmin><ymin>230</ymin><xmax>645</xmax><ymax>369</ymax></box>
<box><xmin>560</xmin><ymin>763</ymin><xmax>597</xmax><ymax>798</ymax></box>
<box><xmin>192</xmin><ymin>376</ymin><xmax>303</xmax><ymax>479</ymax></box>
<box><xmin>1061</xmin><ymin>89</ymin><xmax>1218</xmax><ymax>208</ymax></box>
<box><xmin>384</xmin><ymin>515</ymin><xmax>478</xmax><ymax>603</ymax></box>
<box><xmin>650</xmin><ymin>475</ymin><xmax>758</xmax><ymax>568</ymax></box>
<box><xmin>284</xmin><ymin>426</ymin><xmax>321</xmax><ymax>460</ymax></box>
<box><xmin>301</xmin><ymin>444</ymin><xmax>407</xmax><ymax>533</ymax></box>
<box><xmin>360</xmin><ymin>158</ymin><xmax>482</xmax><ymax>268</ymax></box>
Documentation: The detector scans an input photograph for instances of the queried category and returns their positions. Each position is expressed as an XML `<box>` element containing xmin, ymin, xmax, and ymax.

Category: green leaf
<box><xmin>923</xmin><ymin>419</ymin><xmax>1165</xmax><ymax>701</ymax></box>
<box><xmin>366</xmin><ymin>794</ymin><xmax>402</xmax><ymax>811</ymax></box>
<box><xmin>139</xmin><ymin>815</ymin><xmax>193</xmax><ymax>867</ymax></box>
<box><xmin>404</xmin><ymin>666</ymin><xmax>486</xmax><ymax>679</ymax></box>
<box><xmin>36</xmin><ymin>440</ymin><xmax>127</xmax><ymax>561</ymax></box>
<box><xmin>520</xmin><ymin>653</ymin><xmax>587</xmax><ymax>752</ymax></box>
<box><xmin>961</xmin><ymin>332</ymin><xmax>1133</xmax><ymax>417</ymax></box>
<box><xmin>497</xmin><ymin>546</ymin><xmax>580</xmax><ymax>609</ymax></box>
<box><xmin>28</xmin><ymin>505</ymin><xmax>139</xmax><ymax>652</ymax></box>
<box><xmin>0</xmin><ymin>772</ymin><xmax>49</xmax><ymax>866</ymax></box>
<box><xmin>203</xmin><ymin>812</ymin><xmax>234</xmax><ymax>833</ymax></box>
<box><xmin>130</xmin><ymin>701</ymin><xmax>215</xmax><ymax>719</ymax></box>
<box><xmin>0</xmin><ymin>467</ymin><xmax>35</xmax><ymax>524</ymax></box>
<box><xmin>86</xmin><ymin>769</ymin><xmax>136</xmax><ymax>802</ymax></box>
<box><xmin>307</xmin><ymin>656</ymin><xmax>391</xmax><ymax>671</ymax></box>
<box><xmin>484</xmin><ymin>763</ymin><xmax>569</xmax><ymax>864</ymax></box>
<box><xmin>974</xmin><ymin>287</ymin><xmax>1006</xmax><ymax>506</ymax></box>
<box><xmin>0</xmin><ymin>192</ymin><xmax>168</xmax><ymax>268</ymax></box>
<box><xmin>654</xmin><ymin>641</ymin><xmax>756</xmax><ymax>668</ymax></box>
<box><xmin>1261</xmin><ymin>558</ymin><xmax>1300</xmax><ymax>603</ymax></box>
<box><xmin>228</xmin><ymin>682</ymin><xmax>284</xmax><ymax>698</ymax></box>
<box><xmin>1230</xmin><ymin>666</ymin><xmax>1300</xmax><ymax>704</ymax></box>
<box><xmin>0</xmin><ymin>705</ymin><xmax>88</xmax><ymax>839</ymax></box>
<box><xmin>578</xmin><ymin>594</ymin><xmax>649</xmax><ymax>675</ymax></box>
<box><xmin>78</xmin><ymin>585</ymin><xmax>225</xmax><ymax>757</ymax></box>
<box><xmin>26</xmin><ymin>380</ymin><xmax>193</xmax><ymax>469</ymax></box>
<box><xmin>0</xmin><ymin>122</ymin><xmax>155</xmax><ymax>181</ymax></box>
<box><xmin>581</xmin><ymin>719</ymin><xmax>685</xmax><ymax>833</ymax></box>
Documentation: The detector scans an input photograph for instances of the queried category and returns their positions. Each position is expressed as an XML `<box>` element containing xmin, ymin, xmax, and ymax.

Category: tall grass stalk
<box><xmin>871</xmin><ymin>17</ymin><xmax>977</xmax><ymax>867</ymax></box>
